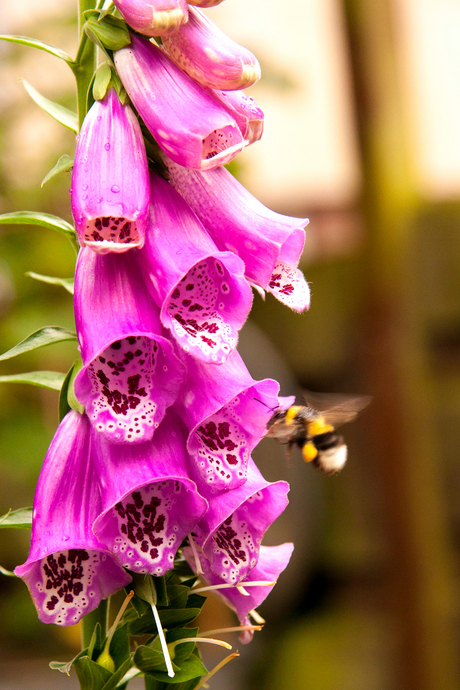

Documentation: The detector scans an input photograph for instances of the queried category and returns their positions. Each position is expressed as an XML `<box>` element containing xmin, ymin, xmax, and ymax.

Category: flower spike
<box><xmin>176</xmin><ymin>349</ymin><xmax>280</xmax><ymax>492</ymax></box>
<box><xmin>194</xmin><ymin>459</ymin><xmax>289</xmax><ymax>584</ymax></box>
<box><xmin>162</xmin><ymin>6</ymin><xmax>261</xmax><ymax>91</ymax></box>
<box><xmin>113</xmin><ymin>0</ymin><xmax>188</xmax><ymax>37</ymax></box>
<box><xmin>114</xmin><ymin>34</ymin><xmax>245</xmax><ymax>170</ymax></box>
<box><xmin>165</xmin><ymin>159</ymin><xmax>311</xmax><ymax>312</ymax></box>
<box><xmin>92</xmin><ymin>413</ymin><xmax>208</xmax><ymax>576</ymax></box>
<box><xmin>15</xmin><ymin>412</ymin><xmax>131</xmax><ymax>626</ymax></box>
<box><xmin>139</xmin><ymin>171</ymin><xmax>253</xmax><ymax>364</ymax></box>
<box><xmin>71</xmin><ymin>88</ymin><xmax>150</xmax><ymax>253</ymax></box>
<box><xmin>74</xmin><ymin>247</ymin><xmax>185</xmax><ymax>444</ymax></box>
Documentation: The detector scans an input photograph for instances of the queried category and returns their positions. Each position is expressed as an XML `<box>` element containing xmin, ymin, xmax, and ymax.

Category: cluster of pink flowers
<box><xmin>16</xmin><ymin>0</ymin><xmax>309</xmax><ymax>636</ymax></box>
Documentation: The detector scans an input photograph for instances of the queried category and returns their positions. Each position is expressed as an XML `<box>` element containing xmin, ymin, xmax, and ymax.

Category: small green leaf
<box><xmin>130</xmin><ymin>573</ymin><xmax>158</xmax><ymax>607</ymax></box>
<box><xmin>101</xmin><ymin>658</ymin><xmax>134</xmax><ymax>690</ymax></box>
<box><xmin>93</xmin><ymin>62</ymin><xmax>113</xmax><ymax>101</ymax></box>
<box><xmin>0</xmin><ymin>371</ymin><xmax>65</xmax><ymax>391</ymax></box>
<box><xmin>0</xmin><ymin>565</ymin><xmax>16</xmax><ymax>577</ymax></box>
<box><xmin>0</xmin><ymin>326</ymin><xmax>77</xmax><ymax>362</ymax></box>
<box><xmin>74</xmin><ymin>655</ymin><xmax>113</xmax><ymax>690</ymax></box>
<box><xmin>67</xmin><ymin>359</ymin><xmax>85</xmax><ymax>414</ymax></box>
<box><xmin>59</xmin><ymin>359</ymin><xmax>85</xmax><ymax>420</ymax></box>
<box><xmin>27</xmin><ymin>272</ymin><xmax>74</xmax><ymax>295</ymax></box>
<box><xmin>84</xmin><ymin>14</ymin><xmax>131</xmax><ymax>52</ymax></box>
<box><xmin>0</xmin><ymin>507</ymin><xmax>33</xmax><ymax>529</ymax></box>
<box><xmin>50</xmin><ymin>660</ymin><xmax>74</xmax><ymax>675</ymax></box>
<box><xmin>21</xmin><ymin>79</ymin><xmax>78</xmax><ymax>133</ymax></box>
<box><xmin>41</xmin><ymin>154</ymin><xmax>74</xmax><ymax>187</ymax></box>
<box><xmin>0</xmin><ymin>210</ymin><xmax>76</xmax><ymax>241</ymax></box>
<box><xmin>0</xmin><ymin>35</ymin><xmax>74</xmax><ymax>63</ymax></box>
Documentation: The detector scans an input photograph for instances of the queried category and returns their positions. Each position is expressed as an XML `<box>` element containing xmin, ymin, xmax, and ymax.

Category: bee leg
<box><xmin>285</xmin><ymin>442</ymin><xmax>295</xmax><ymax>467</ymax></box>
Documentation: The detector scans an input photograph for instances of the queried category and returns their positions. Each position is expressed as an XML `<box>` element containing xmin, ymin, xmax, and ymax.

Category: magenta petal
<box><xmin>162</xmin><ymin>6</ymin><xmax>260</xmax><ymax>91</ymax></box>
<box><xmin>114</xmin><ymin>35</ymin><xmax>244</xmax><ymax>170</ymax></box>
<box><xmin>166</xmin><ymin>159</ymin><xmax>310</xmax><ymax>311</ymax></box>
<box><xmin>194</xmin><ymin>459</ymin><xmax>289</xmax><ymax>583</ymax></box>
<box><xmin>92</xmin><ymin>413</ymin><xmax>208</xmax><ymax>575</ymax></box>
<box><xmin>74</xmin><ymin>247</ymin><xmax>185</xmax><ymax>443</ymax></box>
<box><xmin>184</xmin><ymin>543</ymin><xmax>294</xmax><ymax>628</ymax></box>
<box><xmin>113</xmin><ymin>0</ymin><xmax>188</xmax><ymax>36</ymax></box>
<box><xmin>267</xmin><ymin>262</ymin><xmax>310</xmax><ymax>312</ymax></box>
<box><xmin>208</xmin><ymin>88</ymin><xmax>264</xmax><ymax>145</ymax></box>
<box><xmin>139</xmin><ymin>172</ymin><xmax>252</xmax><ymax>364</ymax></box>
<box><xmin>176</xmin><ymin>349</ymin><xmax>280</xmax><ymax>492</ymax></box>
<box><xmin>71</xmin><ymin>89</ymin><xmax>150</xmax><ymax>253</ymax></box>
<box><xmin>15</xmin><ymin>412</ymin><xmax>131</xmax><ymax>626</ymax></box>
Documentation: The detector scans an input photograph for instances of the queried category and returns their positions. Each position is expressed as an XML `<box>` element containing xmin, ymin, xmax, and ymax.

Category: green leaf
<box><xmin>74</xmin><ymin>656</ymin><xmax>113</xmax><ymax>690</ymax></box>
<box><xmin>0</xmin><ymin>371</ymin><xmax>65</xmax><ymax>391</ymax></box>
<box><xmin>109</xmin><ymin>623</ymin><xmax>131</xmax><ymax>670</ymax></box>
<box><xmin>0</xmin><ymin>507</ymin><xmax>32</xmax><ymax>529</ymax></box>
<box><xmin>165</xmin><ymin>585</ymin><xmax>189</xmax><ymax>610</ymax></box>
<box><xmin>0</xmin><ymin>326</ymin><xmax>77</xmax><ymax>362</ymax></box>
<box><xmin>27</xmin><ymin>272</ymin><xmax>74</xmax><ymax>295</ymax></box>
<box><xmin>84</xmin><ymin>14</ymin><xmax>131</xmax><ymax>52</ymax></box>
<box><xmin>41</xmin><ymin>154</ymin><xmax>74</xmax><ymax>187</ymax></box>
<box><xmin>50</xmin><ymin>660</ymin><xmax>74</xmax><ymax>675</ymax></box>
<box><xmin>88</xmin><ymin>623</ymin><xmax>104</xmax><ymax>661</ymax></box>
<box><xmin>0</xmin><ymin>35</ymin><xmax>74</xmax><ymax>63</ymax></box>
<box><xmin>21</xmin><ymin>79</ymin><xmax>78</xmax><ymax>132</ymax></box>
<box><xmin>93</xmin><ymin>62</ymin><xmax>113</xmax><ymax>101</ymax></box>
<box><xmin>59</xmin><ymin>359</ymin><xmax>84</xmax><ymax>420</ymax></box>
<box><xmin>101</xmin><ymin>658</ymin><xmax>134</xmax><ymax>690</ymax></box>
<box><xmin>135</xmin><ymin>646</ymin><xmax>207</xmax><ymax>684</ymax></box>
<box><xmin>130</xmin><ymin>573</ymin><xmax>158</xmax><ymax>607</ymax></box>
<box><xmin>0</xmin><ymin>210</ymin><xmax>76</xmax><ymax>241</ymax></box>
<box><xmin>0</xmin><ymin>564</ymin><xmax>16</xmax><ymax>577</ymax></box>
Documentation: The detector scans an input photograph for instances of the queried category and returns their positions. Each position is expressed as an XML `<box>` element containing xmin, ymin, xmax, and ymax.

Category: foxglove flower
<box><xmin>209</xmin><ymin>88</ymin><xmax>264</xmax><ymax>145</ymax></box>
<box><xmin>113</xmin><ymin>0</ymin><xmax>188</xmax><ymax>36</ymax></box>
<box><xmin>139</xmin><ymin>171</ymin><xmax>252</xmax><ymax>364</ymax></box>
<box><xmin>92</xmin><ymin>413</ymin><xmax>208</xmax><ymax>576</ymax></box>
<box><xmin>184</xmin><ymin>542</ymin><xmax>294</xmax><ymax>640</ymax></box>
<box><xmin>15</xmin><ymin>412</ymin><xmax>131</xmax><ymax>626</ymax></box>
<box><xmin>165</xmin><ymin>159</ymin><xmax>311</xmax><ymax>311</ymax></box>
<box><xmin>114</xmin><ymin>34</ymin><xmax>244</xmax><ymax>170</ymax></box>
<box><xmin>71</xmin><ymin>88</ymin><xmax>150</xmax><ymax>253</ymax></box>
<box><xmin>175</xmin><ymin>349</ymin><xmax>279</xmax><ymax>492</ymax></box>
<box><xmin>162</xmin><ymin>6</ymin><xmax>260</xmax><ymax>91</ymax></box>
<box><xmin>74</xmin><ymin>247</ymin><xmax>185</xmax><ymax>444</ymax></box>
<box><xmin>194</xmin><ymin>459</ymin><xmax>289</xmax><ymax>584</ymax></box>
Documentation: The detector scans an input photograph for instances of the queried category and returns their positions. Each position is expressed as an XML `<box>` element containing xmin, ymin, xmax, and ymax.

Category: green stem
<box><xmin>74</xmin><ymin>0</ymin><xmax>98</xmax><ymax>129</ymax></box>
<box><xmin>81</xmin><ymin>598</ymin><xmax>109</xmax><ymax>649</ymax></box>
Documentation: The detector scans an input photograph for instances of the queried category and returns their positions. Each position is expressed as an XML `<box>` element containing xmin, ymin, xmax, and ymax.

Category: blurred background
<box><xmin>1</xmin><ymin>0</ymin><xmax>460</xmax><ymax>688</ymax></box>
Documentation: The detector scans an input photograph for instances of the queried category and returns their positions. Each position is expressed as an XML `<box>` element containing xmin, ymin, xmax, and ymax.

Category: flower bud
<box><xmin>113</xmin><ymin>0</ymin><xmax>188</xmax><ymax>36</ymax></box>
<box><xmin>162</xmin><ymin>6</ymin><xmax>260</xmax><ymax>90</ymax></box>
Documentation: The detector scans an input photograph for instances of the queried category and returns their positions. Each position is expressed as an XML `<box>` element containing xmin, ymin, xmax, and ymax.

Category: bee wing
<box><xmin>301</xmin><ymin>390</ymin><xmax>372</xmax><ymax>428</ymax></box>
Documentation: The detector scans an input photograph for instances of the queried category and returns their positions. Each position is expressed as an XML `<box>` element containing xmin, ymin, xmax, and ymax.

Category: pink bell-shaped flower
<box><xmin>15</xmin><ymin>412</ymin><xmax>131</xmax><ymax>626</ymax></box>
<box><xmin>71</xmin><ymin>88</ymin><xmax>150</xmax><ymax>253</ymax></box>
<box><xmin>114</xmin><ymin>34</ymin><xmax>244</xmax><ymax>170</ymax></box>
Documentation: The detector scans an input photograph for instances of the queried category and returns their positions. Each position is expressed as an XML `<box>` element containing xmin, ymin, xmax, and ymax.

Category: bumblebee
<box><xmin>265</xmin><ymin>391</ymin><xmax>371</xmax><ymax>475</ymax></box>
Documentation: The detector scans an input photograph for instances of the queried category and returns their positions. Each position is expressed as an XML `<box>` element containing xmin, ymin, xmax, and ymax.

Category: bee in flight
<box><xmin>265</xmin><ymin>391</ymin><xmax>371</xmax><ymax>475</ymax></box>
